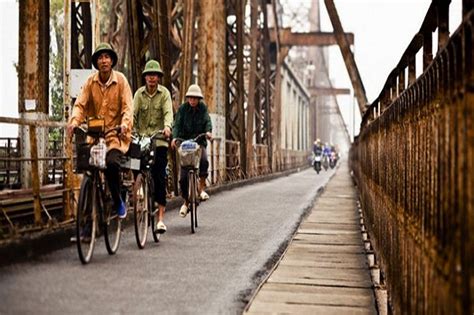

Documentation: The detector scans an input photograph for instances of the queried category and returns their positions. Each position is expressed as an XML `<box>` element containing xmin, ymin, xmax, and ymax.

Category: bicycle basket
<box><xmin>178</xmin><ymin>140</ymin><xmax>201</xmax><ymax>168</ymax></box>
<box><xmin>89</xmin><ymin>139</ymin><xmax>107</xmax><ymax>169</ymax></box>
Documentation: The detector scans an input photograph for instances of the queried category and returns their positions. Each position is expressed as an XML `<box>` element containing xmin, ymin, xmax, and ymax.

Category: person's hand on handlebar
<box><xmin>206</xmin><ymin>132</ymin><xmax>212</xmax><ymax>141</ymax></box>
<box><xmin>66</xmin><ymin>123</ymin><xmax>77</xmax><ymax>139</ymax></box>
<box><xmin>163</xmin><ymin>126</ymin><xmax>171</xmax><ymax>139</ymax></box>
<box><xmin>119</xmin><ymin>124</ymin><xmax>128</xmax><ymax>139</ymax></box>
<box><xmin>171</xmin><ymin>138</ymin><xmax>178</xmax><ymax>150</ymax></box>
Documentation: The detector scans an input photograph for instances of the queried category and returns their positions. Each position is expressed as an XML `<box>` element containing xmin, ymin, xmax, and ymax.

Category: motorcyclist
<box><xmin>313</xmin><ymin>139</ymin><xmax>323</xmax><ymax>156</ymax></box>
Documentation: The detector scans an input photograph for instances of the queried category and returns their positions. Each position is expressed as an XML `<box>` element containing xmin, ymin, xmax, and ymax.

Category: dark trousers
<box><xmin>152</xmin><ymin>146</ymin><xmax>168</xmax><ymax>207</ymax></box>
<box><xmin>104</xmin><ymin>149</ymin><xmax>123</xmax><ymax>208</ymax></box>
<box><xmin>179</xmin><ymin>146</ymin><xmax>209</xmax><ymax>201</ymax></box>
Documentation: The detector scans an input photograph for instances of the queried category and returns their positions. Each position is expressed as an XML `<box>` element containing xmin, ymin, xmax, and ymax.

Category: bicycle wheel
<box><xmin>194</xmin><ymin>175</ymin><xmax>199</xmax><ymax>229</ymax></box>
<box><xmin>149</xmin><ymin>176</ymin><xmax>160</xmax><ymax>243</ymax></box>
<box><xmin>188</xmin><ymin>171</ymin><xmax>196</xmax><ymax>233</ymax></box>
<box><xmin>133</xmin><ymin>173</ymin><xmax>149</xmax><ymax>249</ymax></box>
<box><xmin>103</xmin><ymin>177</ymin><xmax>122</xmax><ymax>255</ymax></box>
<box><xmin>76</xmin><ymin>175</ymin><xmax>97</xmax><ymax>264</ymax></box>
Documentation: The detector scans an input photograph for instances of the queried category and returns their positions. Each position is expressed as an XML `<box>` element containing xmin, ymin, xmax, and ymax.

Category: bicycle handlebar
<box><xmin>173</xmin><ymin>133</ymin><xmax>208</xmax><ymax>145</ymax></box>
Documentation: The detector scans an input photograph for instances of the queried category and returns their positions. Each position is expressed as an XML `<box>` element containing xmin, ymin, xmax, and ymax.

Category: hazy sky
<box><xmin>0</xmin><ymin>0</ymin><xmax>464</xmax><ymax>138</ymax></box>
<box><xmin>320</xmin><ymin>0</ymin><xmax>462</xmax><ymax>138</ymax></box>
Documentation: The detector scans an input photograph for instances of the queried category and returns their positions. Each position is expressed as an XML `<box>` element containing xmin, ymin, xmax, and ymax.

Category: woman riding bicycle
<box><xmin>171</xmin><ymin>84</ymin><xmax>212</xmax><ymax>218</ymax></box>
<box><xmin>133</xmin><ymin>59</ymin><xmax>173</xmax><ymax>234</ymax></box>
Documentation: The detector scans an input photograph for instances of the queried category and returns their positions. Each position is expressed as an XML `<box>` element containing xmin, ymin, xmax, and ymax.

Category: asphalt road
<box><xmin>0</xmin><ymin>167</ymin><xmax>335</xmax><ymax>314</ymax></box>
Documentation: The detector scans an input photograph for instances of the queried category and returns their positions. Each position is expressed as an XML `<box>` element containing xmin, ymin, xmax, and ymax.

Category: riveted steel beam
<box><xmin>71</xmin><ymin>1</ymin><xmax>92</xmax><ymax>69</ymax></box>
<box><xmin>270</xmin><ymin>28</ymin><xmax>354</xmax><ymax>46</ymax></box>
<box><xmin>226</xmin><ymin>0</ymin><xmax>247</xmax><ymax>173</ymax></box>
<box><xmin>18</xmin><ymin>0</ymin><xmax>50</xmax><ymax>114</ymax></box>
<box><xmin>309</xmin><ymin>87</ymin><xmax>351</xmax><ymax>96</ymax></box>
<box><xmin>324</xmin><ymin>0</ymin><xmax>368</xmax><ymax>114</ymax></box>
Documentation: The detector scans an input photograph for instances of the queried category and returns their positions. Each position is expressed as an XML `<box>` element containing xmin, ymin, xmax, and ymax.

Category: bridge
<box><xmin>0</xmin><ymin>0</ymin><xmax>473</xmax><ymax>314</ymax></box>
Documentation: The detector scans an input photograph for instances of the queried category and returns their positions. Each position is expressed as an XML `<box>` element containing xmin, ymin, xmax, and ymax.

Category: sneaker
<box><xmin>117</xmin><ymin>201</ymin><xmax>127</xmax><ymax>219</ymax></box>
<box><xmin>179</xmin><ymin>203</ymin><xmax>188</xmax><ymax>218</ymax></box>
<box><xmin>200</xmin><ymin>190</ymin><xmax>209</xmax><ymax>201</ymax></box>
<box><xmin>156</xmin><ymin>221</ymin><xmax>167</xmax><ymax>234</ymax></box>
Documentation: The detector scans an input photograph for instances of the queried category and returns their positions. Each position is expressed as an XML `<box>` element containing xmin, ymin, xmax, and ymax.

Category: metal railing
<box><xmin>350</xmin><ymin>5</ymin><xmax>473</xmax><ymax>314</ymax></box>
<box><xmin>0</xmin><ymin>119</ymin><xmax>310</xmax><ymax>240</ymax></box>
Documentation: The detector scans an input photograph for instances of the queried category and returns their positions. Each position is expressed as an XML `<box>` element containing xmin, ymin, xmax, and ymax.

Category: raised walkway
<box><xmin>244</xmin><ymin>161</ymin><xmax>377</xmax><ymax>314</ymax></box>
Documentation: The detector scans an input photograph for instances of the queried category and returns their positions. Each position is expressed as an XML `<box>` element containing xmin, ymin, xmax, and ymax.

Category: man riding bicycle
<box><xmin>133</xmin><ymin>59</ymin><xmax>173</xmax><ymax>234</ymax></box>
<box><xmin>67</xmin><ymin>42</ymin><xmax>133</xmax><ymax>220</ymax></box>
<box><xmin>171</xmin><ymin>84</ymin><xmax>212</xmax><ymax>218</ymax></box>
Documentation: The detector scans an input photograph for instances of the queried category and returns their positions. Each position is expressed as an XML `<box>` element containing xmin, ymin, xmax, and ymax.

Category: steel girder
<box><xmin>104</xmin><ymin>0</ymin><xmax>128</xmax><ymax>70</ymax></box>
<box><xmin>71</xmin><ymin>2</ymin><xmax>92</xmax><ymax>69</ymax></box>
<box><xmin>225</xmin><ymin>0</ymin><xmax>247</xmax><ymax>172</ymax></box>
<box><xmin>18</xmin><ymin>0</ymin><xmax>50</xmax><ymax>114</ymax></box>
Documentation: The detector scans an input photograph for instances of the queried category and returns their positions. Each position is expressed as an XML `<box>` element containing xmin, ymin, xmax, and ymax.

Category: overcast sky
<box><xmin>0</xmin><ymin>0</ymin><xmax>464</xmax><ymax>138</ymax></box>
<box><xmin>320</xmin><ymin>0</ymin><xmax>462</xmax><ymax>138</ymax></box>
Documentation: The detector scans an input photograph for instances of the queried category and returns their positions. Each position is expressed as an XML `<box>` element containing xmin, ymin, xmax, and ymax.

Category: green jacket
<box><xmin>133</xmin><ymin>85</ymin><xmax>173</xmax><ymax>147</ymax></box>
<box><xmin>172</xmin><ymin>101</ymin><xmax>212</xmax><ymax>147</ymax></box>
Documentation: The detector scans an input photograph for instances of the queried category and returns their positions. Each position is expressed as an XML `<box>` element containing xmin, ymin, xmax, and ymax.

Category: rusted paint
<box><xmin>270</xmin><ymin>28</ymin><xmax>354</xmax><ymax>46</ymax></box>
<box><xmin>18</xmin><ymin>0</ymin><xmax>49</xmax><ymax>114</ymax></box>
<box><xmin>246</xmin><ymin>0</ymin><xmax>259</xmax><ymax>174</ymax></box>
<box><xmin>226</xmin><ymin>0</ymin><xmax>247</xmax><ymax>173</ymax></box>
<box><xmin>198</xmin><ymin>0</ymin><xmax>226</xmax><ymax>115</ymax></box>
<box><xmin>324</xmin><ymin>0</ymin><xmax>367</xmax><ymax>114</ymax></box>
<box><xmin>351</xmin><ymin>4</ymin><xmax>473</xmax><ymax>313</ymax></box>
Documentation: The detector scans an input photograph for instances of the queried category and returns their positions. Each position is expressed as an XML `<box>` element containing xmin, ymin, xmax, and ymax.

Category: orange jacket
<box><xmin>69</xmin><ymin>70</ymin><xmax>133</xmax><ymax>154</ymax></box>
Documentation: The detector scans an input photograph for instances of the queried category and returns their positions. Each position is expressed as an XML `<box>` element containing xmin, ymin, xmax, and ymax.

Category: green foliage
<box><xmin>49</xmin><ymin>1</ymin><xmax>64</xmax><ymax>143</ymax></box>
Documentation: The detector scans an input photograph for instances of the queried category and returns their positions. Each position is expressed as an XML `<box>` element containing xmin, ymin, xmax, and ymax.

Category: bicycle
<box><xmin>132</xmin><ymin>130</ymin><xmax>168</xmax><ymax>248</ymax></box>
<box><xmin>175</xmin><ymin>133</ymin><xmax>208</xmax><ymax>234</ymax></box>
<box><xmin>74</xmin><ymin>118</ymin><xmax>132</xmax><ymax>264</ymax></box>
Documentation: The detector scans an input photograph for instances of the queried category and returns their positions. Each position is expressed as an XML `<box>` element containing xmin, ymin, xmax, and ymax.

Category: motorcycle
<box><xmin>322</xmin><ymin>153</ymin><xmax>329</xmax><ymax>171</ymax></box>
<box><xmin>313</xmin><ymin>154</ymin><xmax>322</xmax><ymax>174</ymax></box>
<box><xmin>329</xmin><ymin>152</ymin><xmax>337</xmax><ymax>169</ymax></box>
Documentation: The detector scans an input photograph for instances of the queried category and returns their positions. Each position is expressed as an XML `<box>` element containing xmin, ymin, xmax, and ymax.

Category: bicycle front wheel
<box><xmin>103</xmin><ymin>180</ymin><xmax>122</xmax><ymax>255</ymax></box>
<box><xmin>76</xmin><ymin>175</ymin><xmax>97</xmax><ymax>264</ymax></box>
<box><xmin>188</xmin><ymin>171</ymin><xmax>196</xmax><ymax>234</ymax></box>
<box><xmin>133</xmin><ymin>173</ymin><xmax>149</xmax><ymax>249</ymax></box>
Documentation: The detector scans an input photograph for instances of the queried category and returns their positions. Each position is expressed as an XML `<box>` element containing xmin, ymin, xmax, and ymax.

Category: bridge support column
<box><xmin>198</xmin><ymin>0</ymin><xmax>227</xmax><ymax>183</ymax></box>
<box><xmin>18</xmin><ymin>0</ymin><xmax>50</xmax><ymax>189</ymax></box>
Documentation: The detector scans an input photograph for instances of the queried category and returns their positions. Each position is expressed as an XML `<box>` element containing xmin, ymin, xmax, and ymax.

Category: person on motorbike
<box><xmin>313</xmin><ymin>139</ymin><xmax>323</xmax><ymax>156</ymax></box>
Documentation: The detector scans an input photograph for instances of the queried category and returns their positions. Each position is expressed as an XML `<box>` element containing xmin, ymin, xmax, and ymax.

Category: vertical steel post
<box><xmin>246</xmin><ymin>0</ymin><xmax>259</xmax><ymax>175</ymax></box>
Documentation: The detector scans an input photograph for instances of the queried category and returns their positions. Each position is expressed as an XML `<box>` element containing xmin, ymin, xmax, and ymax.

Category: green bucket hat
<box><xmin>92</xmin><ymin>42</ymin><xmax>118</xmax><ymax>69</ymax></box>
<box><xmin>142</xmin><ymin>59</ymin><xmax>164</xmax><ymax>77</ymax></box>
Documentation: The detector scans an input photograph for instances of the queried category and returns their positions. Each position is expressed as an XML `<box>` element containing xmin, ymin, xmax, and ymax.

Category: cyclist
<box><xmin>171</xmin><ymin>84</ymin><xmax>212</xmax><ymax>218</ymax></box>
<box><xmin>133</xmin><ymin>59</ymin><xmax>173</xmax><ymax>234</ymax></box>
<box><xmin>67</xmin><ymin>42</ymin><xmax>133</xmax><ymax>220</ymax></box>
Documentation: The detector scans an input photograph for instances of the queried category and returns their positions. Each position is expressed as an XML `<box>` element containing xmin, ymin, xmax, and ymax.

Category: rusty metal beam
<box><xmin>105</xmin><ymin>0</ymin><xmax>128</xmax><ymax>70</ymax></box>
<box><xmin>157</xmin><ymin>0</ymin><xmax>173</xmax><ymax>93</ymax></box>
<box><xmin>18</xmin><ymin>0</ymin><xmax>49</xmax><ymax>114</ymax></box>
<box><xmin>178</xmin><ymin>0</ymin><xmax>197</xmax><ymax>105</ymax></box>
<box><xmin>246</xmin><ymin>0</ymin><xmax>259</xmax><ymax>174</ymax></box>
<box><xmin>198</xmin><ymin>0</ymin><xmax>226</xmax><ymax>114</ymax></box>
<box><xmin>127</xmin><ymin>0</ymin><xmax>161</xmax><ymax>92</ymax></box>
<box><xmin>324</xmin><ymin>0</ymin><xmax>367</xmax><ymax>114</ymax></box>
<box><xmin>71</xmin><ymin>1</ymin><xmax>92</xmax><ymax>69</ymax></box>
<box><xmin>226</xmin><ymin>0</ymin><xmax>247</xmax><ymax>173</ymax></box>
<box><xmin>270</xmin><ymin>28</ymin><xmax>354</xmax><ymax>46</ymax></box>
<box><xmin>261</xmin><ymin>0</ymin><xmax>272</xmax><ymax>169</ymax></box>
<box><xmin>309</xmin><ymin>87</ymin><xmax>351</xmax><ymax>96</ymax></box>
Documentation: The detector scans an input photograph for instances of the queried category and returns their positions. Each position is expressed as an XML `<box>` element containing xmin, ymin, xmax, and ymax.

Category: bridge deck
<box><xmin>245</xmin><ymin>162</ymin><xmax>377</xmax><ymax>314</ymax></box>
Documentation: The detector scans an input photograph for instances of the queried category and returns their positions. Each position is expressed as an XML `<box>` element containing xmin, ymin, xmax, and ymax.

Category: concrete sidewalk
<box><xmin>244</xmin><ymin>161</ymin><xmax>377</xmax><ymax>314</ymax></box>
